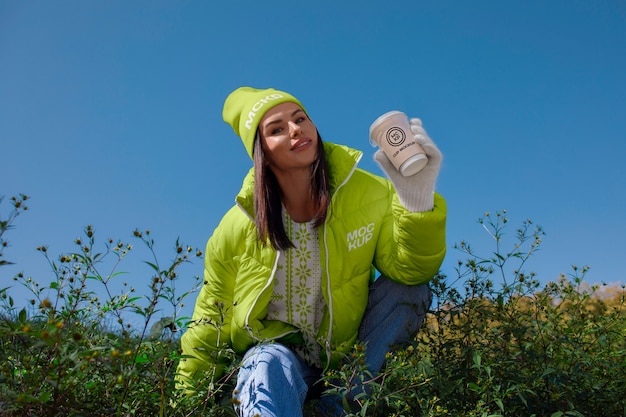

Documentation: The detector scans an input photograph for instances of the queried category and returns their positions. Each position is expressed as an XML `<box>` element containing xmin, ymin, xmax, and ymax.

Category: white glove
<box><xmin>374</xmin><ymin>118</ymin><xmax>442</xmax><ymax>212</ymax></box>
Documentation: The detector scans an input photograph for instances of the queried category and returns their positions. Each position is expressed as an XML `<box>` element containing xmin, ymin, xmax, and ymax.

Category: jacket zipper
<box><xmin>322</xmin><ymin>152</ymin><xmax>362</xmax><ymax>371</ymax></box>
<box><xmin>236</xmin><ymin>150</ymin><xmax>363</xmax><ymax>362</ymax></box>
<box><xmin>235</xmin><ymin>203</ymin><xmax>300</xmax><ymax>342</ymax></box>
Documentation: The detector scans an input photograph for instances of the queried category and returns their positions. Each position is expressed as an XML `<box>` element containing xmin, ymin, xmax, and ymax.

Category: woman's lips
<box><xmin>291</xmin><ymin>138</ymin><xmax>312</xmax><ymax>152</ymax></box>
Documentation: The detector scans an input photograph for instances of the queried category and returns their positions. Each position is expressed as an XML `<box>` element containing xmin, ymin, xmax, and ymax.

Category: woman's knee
<box><xmin>374</xmin><ymin>276</ymin><xmax>432</xmax><ymax>310</ymax></box>
<box><xmin>241</xmin><ymin>343</ymin><xmax>295</xmax><ymax>369</ymax></box>
<box><xmin>236</xmin><ymin>343</ymin><xmax>309</xmax><ymax>409</ymax></box>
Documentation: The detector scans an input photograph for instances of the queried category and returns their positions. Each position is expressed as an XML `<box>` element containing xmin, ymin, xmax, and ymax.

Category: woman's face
<box><xmin>258</xmin><ymin>102</ymin><xmax>319</xmax><ymax>173</ymax></box>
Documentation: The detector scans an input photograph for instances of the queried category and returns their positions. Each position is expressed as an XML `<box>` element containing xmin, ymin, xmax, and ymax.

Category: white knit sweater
<box><xmin>266</xmin><ymin>210</ymin><xmax>326</xmax><ymax>367</ymax></box>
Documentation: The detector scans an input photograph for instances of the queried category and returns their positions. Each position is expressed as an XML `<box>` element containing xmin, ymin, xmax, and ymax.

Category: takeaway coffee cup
<box><xmin>369</xmin><ymin>111</ymin><xmax>428</xmax><ymax>176</ymax></box>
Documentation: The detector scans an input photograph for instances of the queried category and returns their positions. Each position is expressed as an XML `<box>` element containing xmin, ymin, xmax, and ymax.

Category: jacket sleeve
<box><xmin>373</xmin><ymin>191</ymin><xmax>446</xmax><ymax>285</ymax></box>
<box><xmin>175</xmin><ymin>209</ymin><xmax>240</xmax><ymax>394</ymax></box>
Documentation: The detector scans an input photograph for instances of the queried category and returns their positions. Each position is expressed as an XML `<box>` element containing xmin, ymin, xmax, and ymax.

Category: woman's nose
<box><xmin>288</xmin><ymin>121</ymin><xmax>302</xmax><ymax>137</ymax></box>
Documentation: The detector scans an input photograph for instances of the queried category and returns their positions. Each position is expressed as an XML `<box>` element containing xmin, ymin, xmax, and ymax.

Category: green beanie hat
<box><xmin>222</xmin><ymin>87</ymin><xmax>306</xmax><ymax>159</ymax></box>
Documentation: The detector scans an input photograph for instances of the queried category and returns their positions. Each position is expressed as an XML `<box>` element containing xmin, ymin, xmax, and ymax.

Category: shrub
<box><xmin>0</xmin><ymin>194</ymin><xmax>224</xmax><ymax>416</ymax></box>
<box><xmin>2</xmin><ymin>196</ymin><xmax>624</xmax><ymax>417</ymax></box>
<box><xmin>319</xmin><ymin>211</ymin><xmax>625</xmax><ymax>417</ymax></box>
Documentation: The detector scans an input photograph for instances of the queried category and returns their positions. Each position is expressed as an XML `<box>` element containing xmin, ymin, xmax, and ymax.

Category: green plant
<box><xmin>0</xmin><ymin>194</ymin><xmax>216</xmax><ymax>416</ymax></box>
<box><xmin>0</xmin><ymin>193</ymin><xmax>29</xmax><ymax>268</ymax></box>
<box><xmin>319</xmin><ymin>211</ymin><xmax>625</xmax><ymax>417</ymax></box>
<box><xmin>2</xmin><ymin>197</ymin><xmax>624</xmax><ymax>417</ymax></box>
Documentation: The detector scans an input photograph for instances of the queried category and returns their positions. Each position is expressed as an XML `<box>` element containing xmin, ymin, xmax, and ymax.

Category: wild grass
<box><xmin>1</xmin><ymin>196</ymin><xmax>624</xmax><ymax>416</ymax></box>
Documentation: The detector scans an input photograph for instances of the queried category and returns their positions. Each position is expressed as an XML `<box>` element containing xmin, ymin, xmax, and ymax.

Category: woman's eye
<box><xmin>271</xmin><ymin>127</ymin><xmax>283</xmax><ymax>134</ymax></box>
<box><xmin>295</xmin><ymin>117</ymin><xmax>305</xmax><ymax>123</ymax></box>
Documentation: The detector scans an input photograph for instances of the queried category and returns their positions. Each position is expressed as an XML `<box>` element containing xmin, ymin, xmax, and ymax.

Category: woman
<box><xmin>176</xmin><ymin>87</ymin><xmax>446</xmax><ymax>416</ymax></box>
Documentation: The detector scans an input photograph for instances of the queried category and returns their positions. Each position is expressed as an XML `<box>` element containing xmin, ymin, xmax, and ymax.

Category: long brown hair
<box><xmin>253</xmin><ymin>131</ymin><xmax>330</xmax><ymax>250</ymax></box>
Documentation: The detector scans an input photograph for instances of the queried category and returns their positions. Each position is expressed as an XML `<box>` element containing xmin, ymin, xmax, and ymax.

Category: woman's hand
<box><xmin>374</xmin><ymin>118</ymin><xmax>442</xmax><ymax>212</ymax></box>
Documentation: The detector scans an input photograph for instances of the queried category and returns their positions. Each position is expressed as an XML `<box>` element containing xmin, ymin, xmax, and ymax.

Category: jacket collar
<box><xmin>235</xmin><ymin>142</ymin><xmax>363</xmax><ymax>218</ymax></box>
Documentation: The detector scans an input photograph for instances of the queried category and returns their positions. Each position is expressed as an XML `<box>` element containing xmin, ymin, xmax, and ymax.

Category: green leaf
<box><xmin>497</xmin><ymin>294</ymin><xmax>504</xmax><ymax>307</ymax></box>
<box><xmin>38</xmin><ymin>390</ymin><xmax>52</xmax><ymax>402</ymax></box>
<box><xmin>472</xmin><ymin>350</ymin><xmax>481</xmax><ymax>367</ymax></box>
<box><xmin>495</xmin><ymin>398</ymin><xmax>504</xmax><ymax>411</ymax></box>
<box><xmin>541</xmin><ymin>367</ymin><xmax>558</xmax><ymax>378</ymax></box>
<box><xmin>18</xmin><ymin>307</ymin><xmax>27</xmax><ymax>323</ymax></box>
<box><xmin>144</xmin><ymin>261</ymin><xmax>159</xmax><ymax>272</ymax></box>
<box><xmin>135</xmin><ymin>353</ymin><xmax>150</xmax><ymax>364</ymax></box>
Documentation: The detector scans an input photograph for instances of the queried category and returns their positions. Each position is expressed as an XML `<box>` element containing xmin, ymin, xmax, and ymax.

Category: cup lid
<box><xmin>369</xmin><ymin>110</ymin><xmax>406</xmax><ymax>146</ymax></box>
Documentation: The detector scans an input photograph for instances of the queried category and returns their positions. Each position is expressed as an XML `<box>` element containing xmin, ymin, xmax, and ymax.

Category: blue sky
<box><xmin>2</xmin><ymin>1</ymin><xmax>625</xmax><ymax>320</ymax></box>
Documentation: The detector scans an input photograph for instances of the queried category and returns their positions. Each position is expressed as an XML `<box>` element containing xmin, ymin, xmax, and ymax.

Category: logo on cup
<box><xmin>386</xmin><ymin>127</ymin><xmax>406</xmax><ymax>147</ymax></box>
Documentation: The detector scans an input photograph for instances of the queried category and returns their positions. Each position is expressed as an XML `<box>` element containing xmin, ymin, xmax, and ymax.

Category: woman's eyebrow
<box><xmin>265</xmin><ymin>109</ymin><xmax>304</xmax><ymax>127</ymax></box>
<box><xmin>265</xmin><ymin>118</ymin><xmax>283</xmax><ymax>127</ymax></box>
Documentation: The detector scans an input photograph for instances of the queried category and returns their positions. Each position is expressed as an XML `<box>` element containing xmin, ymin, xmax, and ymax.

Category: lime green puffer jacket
<box><xmin>176</xmin><ymin>142</ymin><xmax>446</xmax><ymax>391</ymax></box>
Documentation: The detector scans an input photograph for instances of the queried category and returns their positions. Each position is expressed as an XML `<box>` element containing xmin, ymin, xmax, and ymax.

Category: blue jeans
<box><xmin>233</xmin><ymin>276</ymin><xmax>432</xmax><ymax>417</ymax></box>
